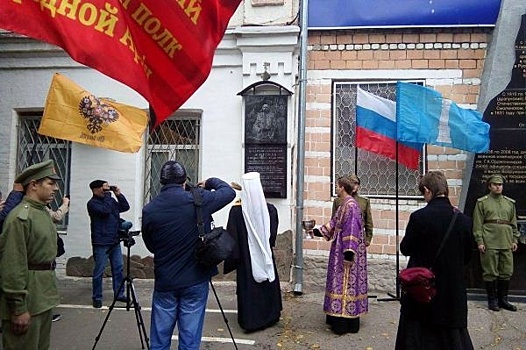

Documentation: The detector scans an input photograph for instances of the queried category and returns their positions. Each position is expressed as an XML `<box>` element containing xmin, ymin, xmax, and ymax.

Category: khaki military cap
<box><xmin>15</xmin><ymin>160</ymin><xmax>61</xmax><ymax>186</ymax></box>
<box><xmin>487</xmin><ymin>174</ymin><xmax>504</xmax><ymax>184</ymax></box>
<box><xmin>349</xmin><ymin>174</ymin><xmax>361</xmax><ymax>185</ymax></box>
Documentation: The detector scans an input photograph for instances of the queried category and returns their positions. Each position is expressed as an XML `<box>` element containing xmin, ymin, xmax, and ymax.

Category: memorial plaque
<box><xmin>244</xmin><ymin>94</ymin><xmax>288</xmax><ymax>198</ymax></box>
<box><xmin>465</xmin><ymin>14</ymin><xmax>526</xmax><ymax>218</ymax></box>
<box><xmin>464</xmin><ymin>14</ymin><xmax>526</xmax><ymax>294</ymax></box>
<box><xmin>245</xmin><ymin>144</ymin><xmax>287</xmax><ymax>198</ymax></box>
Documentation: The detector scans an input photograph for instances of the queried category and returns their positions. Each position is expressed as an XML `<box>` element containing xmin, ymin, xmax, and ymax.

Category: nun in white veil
<box><xmin>223</xmin><ymin>172</ymin><xmax>282</xmax><ymax>332</ymax></box>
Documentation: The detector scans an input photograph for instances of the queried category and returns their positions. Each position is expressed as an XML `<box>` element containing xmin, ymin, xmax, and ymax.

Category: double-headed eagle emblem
<box><xmin>79</xmin><ymin>95</ymin><xmax>119</xmax><ymax>134</ymax></box>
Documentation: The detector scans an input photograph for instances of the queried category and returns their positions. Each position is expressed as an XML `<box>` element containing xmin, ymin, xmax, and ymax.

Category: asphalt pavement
<box><xmin>36</xmin><ymin>277</ymin><xmax>526</xmax><ymax>349</ymax></box>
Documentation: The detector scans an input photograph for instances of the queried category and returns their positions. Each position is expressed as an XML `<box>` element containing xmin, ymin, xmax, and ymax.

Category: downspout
<box><xmin>293</xmin><ymin>0</ymin><xmax>309</xmax><ymax>295</ymax></box>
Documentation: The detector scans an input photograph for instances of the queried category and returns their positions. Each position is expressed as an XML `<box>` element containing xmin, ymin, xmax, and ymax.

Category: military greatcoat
<box><xmin>0</xmin><ymin>197</ymin><xmax>60</xmax><ymax>320</ymax></box>
<box><xmin>473</xmin><ymin>193</ymin><xmax>519</xmax><ymax>280</ymax></box>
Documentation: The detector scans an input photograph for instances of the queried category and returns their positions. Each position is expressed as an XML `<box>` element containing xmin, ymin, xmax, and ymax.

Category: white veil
<box><xmin>241</xmin><ymin>172</ymin><xmax>275</xmax><ymax>283</ymax></box>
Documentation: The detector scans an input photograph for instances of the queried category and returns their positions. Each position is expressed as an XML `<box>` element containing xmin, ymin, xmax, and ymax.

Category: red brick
<box><xmin>346</xmin><ymin>60</ymin><xmax>363</xmax><ymax>69</ymax></box>
<box><xmin>445</xmin><ymin>60</ymin><xmax>460</xmax><ymax>69</ymax></box>
<box><xmin>440</xmin><ymin>50</ymin><xmax>457</xmax><ymax>59</ymax></box>
<box><xmin>453</xmin><ymin>33</ymin><xmax>471</xmax><ymax>42</ymax></box>
<box><xmin>436</xmin><ymin>33</ymin><xmax>453</xmax><ymax>42</ymax></box>
<box><xmin>336</xmin><ymin>34</ymin><xmax>353</xmax><ymax>45</ymax></box>
<box><xmin>407</xmin><ymin>50</ymin><xmax>424</xmax><ymax>59</ymax></box>
<box><xmin>429</xmin><ymin>59</ymin><xmax>445</xmax><ymax>69</ymax></box>
<box><xmin>420</xmin><ymin>33</ymin><xmax>437</xmax><ymax>42</ymax></box>
<box><xmin>411</xmin><ymin>60</ymin><xmax>429</xmax><ymax>68</ymax></box>
<box><xmin>390</xmin><ymin>51</ymin><xmax>407</xmax><ymax>60</ymax></box>
<box><xmin>402</xmin><ymin>34</ymin><xmax>419</xmax><ymax>43</ymax></box>
<box><xmin>423</xmin><ymin>50</ymin><xmax>440</xmax><ymax>59</ymax></box>
<box><xmin>369</xmin><ymin>34</ymin><xmax>386</xmax><ymax>43</ymax></box>
<box><xmin>357</xmin><ymin>50</ymin><xmax>374</xmax><ymax>60</ymax></box>
<box><xmin>374</xmin><ymin>50</ymin><xmax>390</xmax><ymax>60</ymax></box>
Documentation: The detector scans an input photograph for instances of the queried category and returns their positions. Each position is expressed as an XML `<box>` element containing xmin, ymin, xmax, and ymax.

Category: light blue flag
<box><xmin>396</xmin><ymin>81</ymin><xmax>490</xmax><ymax>153</ymax></box>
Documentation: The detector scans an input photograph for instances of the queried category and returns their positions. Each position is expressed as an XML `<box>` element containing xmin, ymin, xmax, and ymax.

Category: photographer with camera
<box><xmin>87</xmin><ymin>180</ymin><xmax>130</xmax><ymax>309</ymax></box>
<box><xmin>142</xmin><ymin>161</ymin><xmax>235</xmax><ymax>350</ymax></box>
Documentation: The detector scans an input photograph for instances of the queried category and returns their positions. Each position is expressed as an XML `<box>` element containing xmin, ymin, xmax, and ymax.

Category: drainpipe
<box><xmin>293</xmin><ymin>0</ymin><xmax>309</xmax><ymax>296</ymax></box>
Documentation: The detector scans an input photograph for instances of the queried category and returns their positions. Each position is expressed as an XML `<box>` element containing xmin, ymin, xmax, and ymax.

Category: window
<box><xmin>143</xmin><ymin>111</ymin><xmax>201</xmax><ymax>203</ymax></box>
<box><xmin>18</xmin><ymin>111</ymin><xmax>72</xmax><ymax>229</ymax></box>
<box><xmin>333</xmin><ymin>82</ymin><xmax>424</xmax><ymax>197</ymax></box>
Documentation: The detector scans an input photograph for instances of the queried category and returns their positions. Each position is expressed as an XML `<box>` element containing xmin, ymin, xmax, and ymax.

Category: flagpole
<box><xmin>394</xmin><ymin>144</ymin><xmax>401</xmax><ymax>299</ymax></box>
<box><xmin>378</xmin><ymin>142</ymin><xmax>401</xmax><ymax>301</ymax></box>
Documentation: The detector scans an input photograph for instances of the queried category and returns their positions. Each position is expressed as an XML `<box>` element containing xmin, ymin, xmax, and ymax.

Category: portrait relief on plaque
<box><xmin>245</xmin><ymin>95</ymin><xmax>288</xmax><ymax>144</ymax></box>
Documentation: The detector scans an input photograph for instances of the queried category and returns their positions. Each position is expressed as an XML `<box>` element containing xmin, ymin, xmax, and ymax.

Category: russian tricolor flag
<box><xmin>356</xmin><ymin>88</ymin><xmax>422</xmax><ymax>170</ymax></box>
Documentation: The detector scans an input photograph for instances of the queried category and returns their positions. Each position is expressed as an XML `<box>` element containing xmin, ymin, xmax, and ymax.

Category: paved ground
<box><xmin>23</xmin><ymin>277</ymin><xmax>526</xmax><ymax>349</ymax></box>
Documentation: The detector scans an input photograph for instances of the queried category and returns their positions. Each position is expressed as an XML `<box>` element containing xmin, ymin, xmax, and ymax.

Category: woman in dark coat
<box><xmin>395</xmin><ymin>171</ymin><xmax>474</xmax><ymax>350</ymax></box>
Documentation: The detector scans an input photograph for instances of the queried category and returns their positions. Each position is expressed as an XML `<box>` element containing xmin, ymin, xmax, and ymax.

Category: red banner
<box><xmin>0</xmin><ymin>0</ymin><xmax>241</xmax><ymax>127</ymax></box>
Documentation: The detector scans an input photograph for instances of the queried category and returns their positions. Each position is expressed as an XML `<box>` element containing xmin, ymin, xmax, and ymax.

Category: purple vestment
<box><xmin>320</xmin><ymin>195</ymin><xmax>368</xmax><ymax>319</ymax></box>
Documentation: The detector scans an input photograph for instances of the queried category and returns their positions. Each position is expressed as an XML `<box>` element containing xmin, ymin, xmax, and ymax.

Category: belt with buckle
<box><xmin>484</xmin><ymin>219</ymin><xmax>512</xmax><ymax>225</ymax></box>
<box><xmin>28</xmin><ymin>261</ymin><xmax>56</xmax><ymax>271</ymax></box>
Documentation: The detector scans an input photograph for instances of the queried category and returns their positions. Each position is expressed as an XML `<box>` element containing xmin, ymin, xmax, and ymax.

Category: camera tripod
<box><xmin>92</xmin><ymin>230</ymin><xmax>150</xmax><ymax>350</ymax></box>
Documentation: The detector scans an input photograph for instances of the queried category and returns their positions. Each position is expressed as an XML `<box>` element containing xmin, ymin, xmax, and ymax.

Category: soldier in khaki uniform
<box><xmin>332</xmin><ymin>175</ymin><xmax>373</xmax><ymax>246</ymax></box>
<box><xmin>0</xmin><ymin>160</ymin><xmax>61</xmax><ymax>349</ymax></box>
<box><xmin>473</xmin><ymin>174</ymin><xmax>519</xmax><ymax>312</ymax></box>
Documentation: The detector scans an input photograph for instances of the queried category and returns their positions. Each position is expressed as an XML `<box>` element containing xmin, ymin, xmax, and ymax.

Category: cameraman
<box><xmin>87</xmin><ymin>180</ymin><xmax>130</xmax><ymax>308</ymax></box>
<box><xmin>142</xmin><ymin>161</ymin><xmax>235</xmax><ymax>350</ymax></box>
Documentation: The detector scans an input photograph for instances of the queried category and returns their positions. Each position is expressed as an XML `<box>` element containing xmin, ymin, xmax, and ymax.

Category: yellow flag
<box><xmin>38</xmin><ymin>73</ymin><xmax>148</xmax><ymax>153</ymax></box>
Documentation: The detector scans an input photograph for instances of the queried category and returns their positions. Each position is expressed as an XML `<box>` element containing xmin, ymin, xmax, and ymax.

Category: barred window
<box><xmin>333</xmin><ymin>82</ymin><xmax>425</xmax><ymax>197</ymax></box>
<box><xmin>143</xmin><ymin>111</ymin><xmax>201</xmax><ymax>203</ymax></box>
<box><xmin>18</xmin><ymin>111</ymin><xmax>71</xmax><ymax>229</ymax></box>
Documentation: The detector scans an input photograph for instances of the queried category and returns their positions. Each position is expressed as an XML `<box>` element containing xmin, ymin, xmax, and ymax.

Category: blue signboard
<box><xmin>309</xmin><ymin>0</ymin><xmax>501</xmax><ymax>29</ymax></box>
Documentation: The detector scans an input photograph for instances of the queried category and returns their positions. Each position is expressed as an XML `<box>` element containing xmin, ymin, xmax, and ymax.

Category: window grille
<box><xmin>333</xmin><ymin>82</ymin><xmax>424</xmax><ymax>197</ymax></box>
<box><xmin>17</xmin><ymin>112</ymin><xmax>71</xmax><ymax>229</ymax></box>
<box><xmin>143</xmin><ymin>112</ymin><xmax>201</xmax><ymax>204</ymax></box>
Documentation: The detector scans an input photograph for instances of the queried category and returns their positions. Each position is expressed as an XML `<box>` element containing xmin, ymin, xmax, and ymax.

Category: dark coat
<box><xmin>0</xmin><ymin>190</ymin><xmax>24</xmax><ymax>231</ymax></box>
<box><xmin>87</xmin><ymin>192</ymin><xmax>130</xmax><ymax>246</ymax></box>
<box><xmin>399</xmin><ymin>197</ymin><xmax>472</xmax><ymax>328</ymax></box>
<box><xmin>223</xmin><ymin>202</ymin><xmax>282</xmax><ymax>332</ymax></box>
<box><xmin>142</xmin><ymin>178</ymin><xmax>235</xmax><ymax>292</ymax></box>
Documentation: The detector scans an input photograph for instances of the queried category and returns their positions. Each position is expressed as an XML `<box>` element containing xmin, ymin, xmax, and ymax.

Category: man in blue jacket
<box><xmin>142</xmin><ymin>161</ymin><xmax>235</xmax><ymax>350</ymax></box>
<box><xmin>87</xmin><ymin>180</ymin><xmax>130</xmax><ymax>308</ymax></box>
<box><xmin>0</xmin><ymin>182</ymin><xmax>24</xmax><ymax>231</ymax></box>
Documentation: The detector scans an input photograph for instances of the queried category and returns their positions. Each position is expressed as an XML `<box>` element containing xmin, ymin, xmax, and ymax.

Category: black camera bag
<box><xmin>190</xmin><ymin>186</ymin><xmax>235</xmax><ymax>268</ymax></box>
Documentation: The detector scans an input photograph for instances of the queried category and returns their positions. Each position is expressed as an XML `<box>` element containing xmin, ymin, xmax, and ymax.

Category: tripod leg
<box><xmin>129</xmin><ymin>279</ymin><xmax>150</xmax><ymax>350</ymax></box>
<box><xmin>92</xmin><ymin>278</ymin><xmax>126</xmax><ymax>350</ymax></box>
<box><xmin>209</xmin><ymin>280</ymin><xmax>239</xmax><ymax>350</ymax></box>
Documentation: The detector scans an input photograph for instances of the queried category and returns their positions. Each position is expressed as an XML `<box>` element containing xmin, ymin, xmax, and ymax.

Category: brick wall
<box><xmin>303</xmin><ymin>27</ymin><xmax>492</xmax><ymax>257</ymax></box>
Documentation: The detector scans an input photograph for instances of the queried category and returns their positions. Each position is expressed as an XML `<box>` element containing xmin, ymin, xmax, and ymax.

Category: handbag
<box><xmin>190</xmin><ymin>186</ymin><xmax>235</xmax><ymax>268</ymax></box>
<box><xmin>399</xmin><ymin>211</ymin><xmax>459</xmax><ymax>304</ymax></box>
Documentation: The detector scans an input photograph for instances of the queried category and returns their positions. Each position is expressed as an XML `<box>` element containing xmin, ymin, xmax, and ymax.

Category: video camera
<box><xmin>118</xmin><ymin>219</ymin><xmax>140</xmax><ymax>248</ymax></box>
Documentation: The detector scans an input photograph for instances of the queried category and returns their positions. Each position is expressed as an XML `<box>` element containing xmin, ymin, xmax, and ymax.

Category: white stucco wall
<box><xmin>0</xmin><ymin>20</ymin><xmax>300</xmax><ymax>260</ymax></box>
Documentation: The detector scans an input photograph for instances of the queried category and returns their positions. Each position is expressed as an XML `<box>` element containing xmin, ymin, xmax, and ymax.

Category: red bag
<box><xmin>399</xmin><ymin>267</ymin><xmax>436</xmax><ymax>303</ymax></box>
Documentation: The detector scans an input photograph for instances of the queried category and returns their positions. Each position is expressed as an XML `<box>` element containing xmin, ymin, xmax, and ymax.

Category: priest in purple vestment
<box><xmin>313</xmin><ymin>175</ymin><xmax>368</xmax><ymax>334</ymax></box>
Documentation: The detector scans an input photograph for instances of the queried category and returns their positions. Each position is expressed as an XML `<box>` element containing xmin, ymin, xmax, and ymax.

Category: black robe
<box><xmin>224</xmin><ymin>202</ymin><xmax>282</xmax><ymax>332</ymax></box>
<box><xmin>395</xmin><ymin>197</ymin><xmax>474</xmax><ymax>350</ymax></box>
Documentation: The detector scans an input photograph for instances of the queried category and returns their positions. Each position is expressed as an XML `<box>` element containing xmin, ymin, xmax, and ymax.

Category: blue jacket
<box><xmin>142</xmin><ymin>178</ymin><xmax>235</xmax><ymax>292</ymax></box>
<box><xmin>0</xmin><ymin>190</ymin><xmax>24</xmax><ymax>232</ymax></box>
<box><xmin>87</xmin><ymin>192</ymin><xmax>130</xmax><ymax>246</ymax></box>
